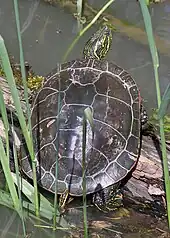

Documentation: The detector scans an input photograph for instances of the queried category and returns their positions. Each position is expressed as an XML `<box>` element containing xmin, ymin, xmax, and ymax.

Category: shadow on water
<box><xmin>0</xmin><ymin>192</ymin><xmax>169</xmax><ymax>237</ymax></box>
<box><xmin>0</xmin><ymin>162</ymin><xmax>169</xmax><ymax>237</ymax></box>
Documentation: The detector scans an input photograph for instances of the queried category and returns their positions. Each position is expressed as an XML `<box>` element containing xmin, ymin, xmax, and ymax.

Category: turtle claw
<box><xmin>92</xmin><ymin>186</ymin><xmax>123</xmax><ymax>213</ymax></box>
<box><xmin>59</xmin><ymin>190</ymin><xmax>69</xmax><ymax>213</ymax></box>
<box><xmin>59</xmin><ymin>190</ymin><xmax>74</xmax><ymax>213</ymax></box>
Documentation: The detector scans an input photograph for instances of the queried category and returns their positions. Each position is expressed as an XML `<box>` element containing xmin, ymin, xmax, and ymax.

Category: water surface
<box><xmin>0</xmin><ymin>0</ymin><xmax>170</xmax><ymax>237</ymax></box>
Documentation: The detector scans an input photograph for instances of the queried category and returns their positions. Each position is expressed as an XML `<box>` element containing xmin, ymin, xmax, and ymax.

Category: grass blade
<box><xmin>53</xmin><ymin>64</ymin><xmax>61</xmax><ymax>229</ymax></box>
<box><xmin>82</xmin><ymin>107</ymin><xmax>94</xmax><ymax>238</ymax></box>
<box><xmin>84</xmin><ymin>107</ymin><xmax>94</xmax><ymax>129</ymax></box>
<box><xmin>0</xmin><ymin>36</ymin><xmax>32</xmax><ymax>166</ymax></box>
<box><xmin>11</xmin><ymin>172</ymin><xmax>53</xmax><ymax>212</ymax></box>
<box><xmin>0</xmin><ymin>138</ymin><xmax>20</xmax><ymax>212</ymax></box>
<box><xmin>0</xmin><ymin>35</ymin><xmax>40</xmax><ymax>217</ymax></box>
<box><xmin>139</xmin><ymin>0</ymin><xmax>170</xmax><ymax>228</ymax></box>
<box><xmin>77</xmin><ymin>0</ymin><xmax>83</xmax><ymax>18</ymax></box>
<box><xmin>0</xmin><ymin>75</ymin><xmax>25</xmax><ymax>234</ymax></box>
<box><xmin>82</xmin><ymin>111</ymin><xmax>88</xmax><ymax>238</ymax></box>
<box><xmin>158</xmin><ymin>84</ymin><xmax>170</xmax><ymax>119</ymax></box>
<box><xmin>13</xmin><ymin>0</ymin><xmax>31</xmax><ymax>126</ymax></box>
<box><xmin>0</xmin><ymin>90</ymin><xmax>9</xmax><ymax>132</ymax></box>
<box><xmin>11</xmin><ymin>116</ymin><xmax>26</xmax><ymax>236</ymax></box>
<box><xmin>11</xmin><ymin>173</ymin><xmax>69</xmax><ymax>227</ymax></box>
<box><xmin>76</xmin><ymin>0</ymin><xmax>84</xmax><ymax>31</ymax></box>
<box><xmin>138</xmin><ymin>1</ymin><xmax>160</xmax><ymax>100</ymax></box>
<box><xmin>0</xmin><ymin>88</ymin><xmax>10</xmax><ymax>160</ymax></box>
<box><xmin>13</xmin><ymin>0</ymin><xmax>39</xmax><ymax>217</ymax></box>
<box><xmin>63</xmin><ymin>0</ymin><xmax>116</xmax><ymax>61</ymax></box>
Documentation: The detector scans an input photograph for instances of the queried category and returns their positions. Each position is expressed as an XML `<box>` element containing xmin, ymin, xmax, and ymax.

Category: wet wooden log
<box><xmin>124</xmin><ymin>136</ymin><xmax>169</xmax><ymax>215</ymax></box>
<box><xmin>0</xmin><ymin>75</ymin><xmax>169</xmax><ymax>215</ymax></box>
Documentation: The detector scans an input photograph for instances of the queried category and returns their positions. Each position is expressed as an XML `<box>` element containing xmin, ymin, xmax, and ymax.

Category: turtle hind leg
<box><xmin>140</xmin><ymin>105</ymin><xmax>157</xmax><ymax>138</ymax></box>
<box><xmin>140</xmin><ymin>105</ymin><xmax>148</xmax><ymax>126</ymax></box>
<box><xmin>140</xmin><ymin>106</ymin><xmax>158</xmax><ymax>139</ymax></box>
<box><xmin>92</xmin><ymin>184</ymin><xmax>123</xmax><ymax>213</ymax></box>
<box><xmin>59</xmin><ymin>190</ymin><xmax>74</xmax><ymax>213</ymax></box>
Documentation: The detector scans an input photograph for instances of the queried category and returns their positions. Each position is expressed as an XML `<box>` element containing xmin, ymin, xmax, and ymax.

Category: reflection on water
<box><xmin>0</xmin><ymin>0</ymin><xmax>170</xmax><ymax>237</ymax></box>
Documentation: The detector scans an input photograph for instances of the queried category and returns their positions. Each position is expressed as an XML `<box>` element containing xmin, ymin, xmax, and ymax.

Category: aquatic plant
<box><xmin>138</xmin><ymin>0</ymin><xmax>170</xmax><ymax>228</ymax></box>
<box><xmin>0</xmin><ymin>0</ymin><xmax>169</xmax><ymax>237</ymax></box>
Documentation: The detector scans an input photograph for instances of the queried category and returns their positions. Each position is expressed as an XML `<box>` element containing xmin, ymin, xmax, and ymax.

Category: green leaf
<box><xmin>11</xmin><ymin>173</ymin><xmax>69</xmax><ymax>227</ymax></box>
<box><xmin>12</xmin><ymin>172</ymin><xmax>53</xmax><ymax>212</ymax></box>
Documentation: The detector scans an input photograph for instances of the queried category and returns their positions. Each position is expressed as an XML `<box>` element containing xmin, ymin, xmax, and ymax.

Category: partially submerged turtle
<box><xmin>20</xmin><ymin>25</ymin><xmax>147</xmax><ymax>212</ymax></box>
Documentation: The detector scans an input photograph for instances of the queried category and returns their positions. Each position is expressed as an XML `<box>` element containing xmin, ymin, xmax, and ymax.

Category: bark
<box><xmin>124</xmin><ymin>136</ymin><xmax>169</xmax><ymax>215</ymax></box>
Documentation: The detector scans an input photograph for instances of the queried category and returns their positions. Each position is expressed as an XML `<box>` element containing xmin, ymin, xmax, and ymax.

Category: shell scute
<box><xmin>40</xmin><ymin>172</ymin><xmax>55</xmax><ymax>190</ymax></box>
<box><xmin>126</xmin><ymin>135</ymin><xmax>139</xmax><ymax>155</ymax></box>
<box><xmin>94</xmin><ymin>73</ymin><xmax>132</xmax><ymax>105</ymax></box>
<box><xmin>119</xmin><ymin>71</ymin><xmax>136</xmax><ymax>87</ymax></box>
<box><xmin>117</xmin><ymin>151</ymin><xmax>136</xmax><ymax>170</ymax></box>
<box><xmin>65</xmin><ymin>83</ymin><xmax>96</xmax><ymax>104</ymax></box>
<box><xmin>105</xmin><ymin>161</ymin><xmax>127</xmax><ymax>183</ymax></box>
<box><xmin>108</xmin><ymin>62</ymin><xmax>124</xmax><ymax>75</ymax></box>
<box><xmin>92</xmin><ymin>59</ymin><xmax>108</xmax><ymax>71</ymax></box>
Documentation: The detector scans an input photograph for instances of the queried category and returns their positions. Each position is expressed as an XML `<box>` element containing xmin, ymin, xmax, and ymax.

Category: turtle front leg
<box><xmin>92</xmin><ymin>184</ymin><xmax>123</xmax><ymax>213</ymax></box>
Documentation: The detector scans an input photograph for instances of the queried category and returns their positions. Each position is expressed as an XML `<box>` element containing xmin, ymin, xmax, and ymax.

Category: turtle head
<box><xmin>83</xmin><ymin>25</ymin><xmax>112</xmax><ymax>60</ymax></box>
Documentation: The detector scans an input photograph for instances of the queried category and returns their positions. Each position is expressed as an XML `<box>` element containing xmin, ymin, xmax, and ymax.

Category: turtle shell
<box><xmin>21</xmin><ymin>59</ymin><xmax>141</xmax><ymax>196</ymax></box>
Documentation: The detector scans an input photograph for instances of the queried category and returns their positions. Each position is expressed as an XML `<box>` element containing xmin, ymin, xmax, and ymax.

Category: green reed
<box><xmin>53</xmin><ymin>64</ymin><xmax>61</xmax><ymax>229</ymax></box>
<box><xmin>13</xmin><ymin>0</ymin><xmax>39</xmax><ymax>217</ymax></box>
<box><xmin>139</xmin><ymin>0</ymin><xmax>170</xmax><ymax>228</ymax></box>
<box><xmin>82</xmin><ymin>108</ymin><xmax>94</xmax><ymax>238</ymax></box>
<box><xmin>0</xmin><ymin>3</ymin><xmax>69</xmax><ymax>231</ymax></box>
<box><xmin>0</xmin><ymin>35</ymin><xmax>24</xmax><ymax>221</ymax></box>
<box><xmin>77</xmin><ymin>0</ymin><xmax>83</xmax><ymax>18</ymax></box>
<box><xmin>0</xmin><ymin>86</ymin><xmax>9</xmax><ymax>160</ymax></box>
<box><xmin>158</xmin><ymin>84</ymin><xmax>170</xmax><ymax>119</ymax></box>
<box><xmin>11</xmin><ymin>115</ymin><xmax>26</xmax><ymax>235</ymax></box>
<box><xmin>63</xmin><ymin>0</ymin><xmax>116</xmax><ymax>62</ymax></box>
<box><xmin>1</xmin><ymin>0</ymin><xmax>169</xmax><ymax>236</ymax></box>
<box><xmin>76</xmin><ymin>0</ymin><xmax>84</xmax><ymax>31</ymax></box>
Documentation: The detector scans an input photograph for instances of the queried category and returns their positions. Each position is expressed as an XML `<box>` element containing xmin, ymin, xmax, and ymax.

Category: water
<box><xmin>0</xmin><ymin>204</ymin><xmax>169</xmax><ymax>237</ymax></box>
<box><xmin>1</xmin><ymin>0</ymin><xmax>170</xmax><ymax>113</ymax></box>
<box><xmin>0</xmin><ymin>0</ymin><xmax>170</xmax><ymax>237</ymax></box>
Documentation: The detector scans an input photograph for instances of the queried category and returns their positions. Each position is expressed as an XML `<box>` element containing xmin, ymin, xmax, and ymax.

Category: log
<box><xmin>0</xmin><ymin>75</ymin><xmax>169</xmax><ymax>215</ymax></box>
<box><xmin>124</xmin><ymin>136</ymin><xmax>168</xmax><ymax>216</ymax></box>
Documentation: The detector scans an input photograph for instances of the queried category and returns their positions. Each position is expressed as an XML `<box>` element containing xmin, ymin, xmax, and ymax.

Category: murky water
<box><xmin>0</xmin><ymin>202</ymin><xmax>169</xmax><ymax>237</ymax></box>
<box><xmin>0</xmin><ymin>0</ymin><xmax>170</xmax><ymax>237</ymax></box>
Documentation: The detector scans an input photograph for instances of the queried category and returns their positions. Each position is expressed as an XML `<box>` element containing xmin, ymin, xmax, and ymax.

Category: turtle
<box><xmin>20</xmin><ymin>25</ymin><xmax>148</xmax><ymax>212</ymax></box>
